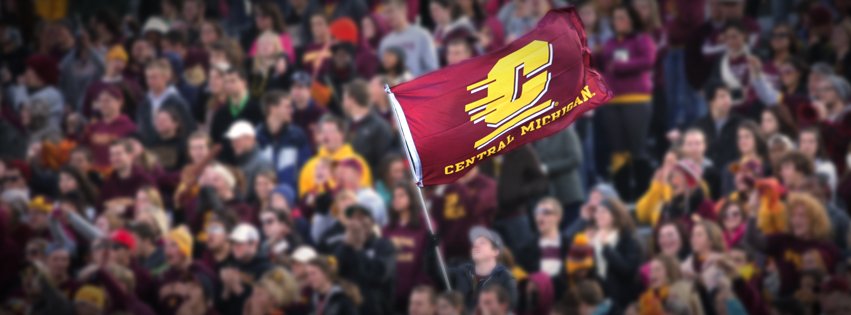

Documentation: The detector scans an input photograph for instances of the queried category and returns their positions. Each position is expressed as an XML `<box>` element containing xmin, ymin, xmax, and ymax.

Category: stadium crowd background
<box><xmin>1</xmin><ymin>0</ymin><xmax>851</xmax><ymax>314</ymax></box>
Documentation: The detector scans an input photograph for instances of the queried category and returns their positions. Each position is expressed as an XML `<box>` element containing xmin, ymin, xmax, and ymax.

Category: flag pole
<box><xmin>385</xmin><ymin>84</ymin><xmax>453</xmax><ymax>291</ymax></box>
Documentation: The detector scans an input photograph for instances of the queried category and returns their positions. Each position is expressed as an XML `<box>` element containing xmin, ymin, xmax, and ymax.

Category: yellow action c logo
<box><xmin>466</xmin><ymin>40</ymin><xmax>554</xmax><ymax>149</ymax></box>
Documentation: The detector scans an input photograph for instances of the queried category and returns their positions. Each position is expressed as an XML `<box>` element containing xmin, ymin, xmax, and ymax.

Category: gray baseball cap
<box><xmin>469</xmin><ymin>226</ymin><xmax>503</xmax><ymax>249</ymax></box>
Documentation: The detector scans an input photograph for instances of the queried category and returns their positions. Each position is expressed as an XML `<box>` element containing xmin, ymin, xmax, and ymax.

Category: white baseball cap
<box><xmin>229</xmin><ymin>223</ymin><xmax>260</xmax><ymax>243</ymax></box>
<box><xmin>225</xmin><ymin>120</ymin><xmax>256</xmax><ymax>139</ymax></box>
<box><xmin>290</xmin><ymin>246</ymin><xmax>318</xmax><ymax>263</ymax></box>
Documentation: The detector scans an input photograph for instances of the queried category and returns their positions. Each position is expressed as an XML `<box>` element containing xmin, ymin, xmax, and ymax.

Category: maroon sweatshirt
<box><xmin>83</xmin><ymin>115</ymin><xmax>138</xmax><ymax>168</ymax></box>
<box><xmin>429</xmin><ymin>174</ymin><xmax>496</xmax><ymax>262</ymax></box>
<box><xmin>99</xmin><ymin>166</ymin><xmax>155</xmax><ymax>205</ymax></box>
<box><xmin>383</xmin><ymin>218</ymin><xmax>432</xmax><ymax>307</ymax></box>
<box><xmin>766</xmin><ymin>234</ymin><xmax>839</xmax><ymax>296</ymax></box>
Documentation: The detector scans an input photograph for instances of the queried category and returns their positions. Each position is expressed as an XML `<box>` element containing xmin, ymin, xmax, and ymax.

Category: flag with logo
<box><xmin>386</xmin><ymin>7</ymin><xmax>612</xmax><ymax>186</ymax></box>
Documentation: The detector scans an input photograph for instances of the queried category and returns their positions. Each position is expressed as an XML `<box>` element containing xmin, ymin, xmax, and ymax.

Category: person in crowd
<box><xmin>478</xmin><ymin>285</ymin><xmax>512</xmax><ymax>315</ymax></box>
<box><xmin>99</xmin><ymin>139</ymin><xmax>155</xmax><ymax>212</ymax></box>
<box><xmin>637</xmin><ymin>154</ymin><xmax>715</xmax><ymax>226</ymax></box>
<box><xmin>256</xmin><ymin>90</ymin><xmax>312</xmax><ymax>192</ymax></box>
<box><xmin>761</xmin><ymin>106</ymin><xmax>798</xmax><ymax>140</ymax></box>
<box><xmin>532</xmin><ymin>126</ymin><xmax>584</xmax><ymax>223</ymax></box>
<box><xmin>8</xmin><ymin>54</ymin><xmax>63</xmax><ymax>126</ymax></box>
<box><xmin>210</xmin><ymin>66</ymin><xmax>264</xmax><ymax>163</ymax></box>
<box><xmin>747</xmin><ymin>192</ymin><xmax>840</xmax><ymax>297</ymax></box>
<box><xmin>516</xmin><ymin>197</ymin><xmax>569</xmax><ymax>278</ymax></box>
<box><xmin>409</xmin><ymin>285</ymin><xmax>438</xmax><ymax>315</ymax></box>
<box><xmin>185</xmin><ymin>162</ymin><xmax>256</xmax><ymax>238</ymax></box>
<box><xmin>639</xmin><ymin>221</ymin><xmax>690</xmax><ymax>284</ymax></box>
<box><xmin>224</xmin><ymin>120</ymin><xmax>272</xmax><ymax>200</ymax></box>
<box><xmin>259</xmin><ymin>208</ymin><xmax>303</xmax><ymax>258</ymax></box>
<box><xmin>597</xmin><ymin>4</ymin><xmax>657</xmax><ymax>177</ymax></box>
<box><xmin>379</xmin><ymin>0</ymin><xmax>439</xmax><ymax>76</ymax></box>
<box><xmin>587</xmin><ymin>196</ymin><xmax>643</xmax><ymax>314</ymax></box>
<box><xmin>136</xmin><ymin>58</ymin><xmax>196</xmax><ymax>144</ymax></box>
<box><xmin>243</xmin><ymin>266</ymin><xmax>299</xmax><ymax>315</ymax></box>
<box><xmin>681</xmin><ymin>128</ymin><xmax>722</xmax><ymax>199</ymax></box>
<box><xmin>216</xmin><ymin>223</ymin><xmax>271</xmax><ymax>314</ymax></box>
<box><xmin>82</xmin><ymin>45</ymin><xmax>143</xmax><ymax>118</ymax></box>
<box><xmin>173</xmin><ymin>131</ymin><xmax>216</xmax><ymax>214</ymax></box>
<box><xmin>716</xmin><ymin>198</ymin><xmax>749</xmax><ymax>249</ymax></box>
<box><xmin>430</xmin><ymin>166</ymin><xmax>498</xmax><ymax>262</ymax></box>
<box><xmin>333</xmin><ymin>204</ymin><xmax>395</xmax><ymax>314</ymax></box>
<box><xmin>379</xmin><ymin>46</ymin><xmax>414</xmax><ymax>86</ymax></box>
<box><xmin>299</xmin><ymin>115</ymin><xmax>372</xmax><ymax>198</ymax></box>
<box><xmin>305</xmin><ymin>256</ymin><xmax>362</xmax><ymax>315</ymax></box>
<box><xmin>492</xmin><ymin>144</ymin><xmax>548</xmax><ymax>254</ymax></box>
<box><xmin>694</xmin><ymin>83</ymin><xmax>746</xmax><ymax>172</ymax></box>
<box><xmin>290</xmin><ymin>71</ymin><xmax>326</xmax><ymax>139</ymax></box>
<box><xmin>438</xmin><ymin>226</ymin><xmax>517</xmax><ymax>312</ymax></box>
<box><xmin>342</xmin><ymin>79</ymin><xmax>394</xmax><ymax>170</ymax></box>
<box><xmin>798</xmin><ymin>127</ymin><xmax>838</xmax><ymax>193</ymax></box>
<box><xmin>435</xmin><ymin>291</ymin><xmax>465</xmax><ymax>315</ymax></box>
<box><xmin>82</xmin><ymin>86</ymin><xmax>139</xmax><ymax>171</ymax></box>
<box><xmin>248</xmin><ymin>31</ymin><xmax>291</xmax><ymax>98</ymax></box>
<box><xmin>144</xmin><ymin>106</ymin><xmax>189</xmax><ymax>172</ymax></box>
<box><xmin>383</xmin><ymin>182</ymin><xmax>431</xmax><ymax>312</ymax></box>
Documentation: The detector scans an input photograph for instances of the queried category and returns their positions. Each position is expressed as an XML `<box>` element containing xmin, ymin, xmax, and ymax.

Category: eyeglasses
<box><xmin>536</xmin><ymin>208</ymin><xmax>555</xmax><ymax>215</ymax></box>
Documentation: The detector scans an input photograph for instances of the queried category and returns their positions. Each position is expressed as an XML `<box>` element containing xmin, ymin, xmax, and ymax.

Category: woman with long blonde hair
<box><xmin>249</xmin><ymin>31</ymin><xmax>289</xmax><ymax>98</ymax></box>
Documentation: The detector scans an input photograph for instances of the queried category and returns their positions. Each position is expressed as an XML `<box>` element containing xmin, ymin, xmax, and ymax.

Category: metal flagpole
<box><xmin>385</xmin><ymin>84</ymin><xmax>453</xmax><ymax>291</ymax></box>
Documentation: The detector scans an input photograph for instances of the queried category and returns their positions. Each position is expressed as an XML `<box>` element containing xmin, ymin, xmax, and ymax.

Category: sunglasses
<box><xmin>1</xmin><ymin>174</ymin><xmax>21</xmax><ymax>183</ymax></box>
<box><xmin>206</xmin><ymin>226</ymin><xmax>225</xmax><ymax>235</ymax></box>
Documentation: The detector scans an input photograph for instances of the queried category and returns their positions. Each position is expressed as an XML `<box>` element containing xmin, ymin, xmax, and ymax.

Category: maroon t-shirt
<box><xmin>766</xmin><ymin>233</ymin><xmax>839</xmax><ymax>296</ymax></box>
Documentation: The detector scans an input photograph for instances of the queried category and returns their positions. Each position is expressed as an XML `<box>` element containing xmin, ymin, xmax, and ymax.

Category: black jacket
<box><xmin>595</xmin><ymin>233</ymin><xmax>643</xmax><ymax>315</ymax></box>
<box><xmin>347</xmin><ymin>110</ymin><xmax>395</xmax><ymax>170</ymax></box>
<box><xmin>448</xmin><ymin>263</ymin><xmax>518</xmax><ymax>312</ymax></box>
<box><xmin>515</xmin><ymin>234</ymin><xmax>571</xmax><ymax>276</ymax></box>
<box><xmin>333</xmin><ymin>235</ymin><xmax>396</xmax><ymax>315</ymax></box>
<box><xmin>136</xmin><ymin>92</ymin><xmax>197</xmax><ymax>144</ymax></box>
<box><xmin>312</xmin><ymin>285</ymin><xmax>360</xmax><ymax>315</ymax></box>
<box><xmin>215</xmin><ymin>254</ymin><xmax>273</xmax><ymax>315</ymax></box>
<box><xmin>692</xmin><ymin>113</ymin><xmax>743</xmax><ymax>170</ymax></box>
<box><xmin>209</xmin><ymin>97</ymin><xmax>264</xmax><ymax>163</ymax></box>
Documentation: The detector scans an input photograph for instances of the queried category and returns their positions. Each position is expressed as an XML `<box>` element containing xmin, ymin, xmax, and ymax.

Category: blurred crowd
<box><xmin>2</xmin><ymin>0</ymin><xmax>851</xmax><ymax>314</ymax></box>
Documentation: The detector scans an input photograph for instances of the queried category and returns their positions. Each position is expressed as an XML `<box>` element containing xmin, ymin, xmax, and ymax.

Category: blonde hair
<box><xmin>137</xmin><ymin>186</ymin><xmax>164</xmax><ymax>210</ymax></box>
<box><xmin>253</xmin><ymin>31</ymin><xmax>283</xmax><ymax>74</ymax></box>
<box><xmin>787</xmin><ymin>192</ymin><xmax>832</xmax><ymax>241</ymax></box>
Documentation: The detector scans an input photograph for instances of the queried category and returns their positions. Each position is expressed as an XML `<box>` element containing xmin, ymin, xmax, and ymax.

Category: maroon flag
<box><xmin>387</xmin><ymin>7</ymin><xmax>612</xmax><ymax>186</ymax></box>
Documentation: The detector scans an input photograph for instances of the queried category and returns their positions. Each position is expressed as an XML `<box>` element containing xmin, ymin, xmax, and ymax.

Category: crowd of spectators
<box><xmin>2</xmin><ymin>0</ymin><xmax>851</xmax><ymax>314</ymax></box>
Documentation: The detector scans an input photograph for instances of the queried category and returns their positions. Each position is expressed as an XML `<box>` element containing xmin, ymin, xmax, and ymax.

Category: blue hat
<box><xmin>272</xmin><ymin>184</ymin><xmax>296</xmax><ymax>209</ymax></box>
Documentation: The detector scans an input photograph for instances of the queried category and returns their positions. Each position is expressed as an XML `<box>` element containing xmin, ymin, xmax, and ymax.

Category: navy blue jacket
<box><xmin>255</xmin><ymin>122</ymin><xmax>312</xmax><ymax>191</ymax></box>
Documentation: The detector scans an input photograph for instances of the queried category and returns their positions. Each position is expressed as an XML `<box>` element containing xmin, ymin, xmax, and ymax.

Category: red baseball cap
<box><xmin>110</xmin><ymin>229</ymin><xmax>136</xmax><ymax>251</ymax></box>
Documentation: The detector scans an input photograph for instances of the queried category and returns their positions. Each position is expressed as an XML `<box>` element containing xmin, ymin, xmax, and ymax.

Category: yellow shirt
<box><xmin>298</xmin><ymin>144</ymin><xmax>372</xmax><ymax>197</ymax></box>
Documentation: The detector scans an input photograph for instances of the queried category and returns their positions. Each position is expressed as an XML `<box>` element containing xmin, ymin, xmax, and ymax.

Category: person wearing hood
<box><xmin>435</xmin><ymin>226</ymin><xmax>517</xmax><ymax>312</ymax></box>
<box><xmin>225</xmin><ymin>120</ymin><xmax>273</xmax><ymax>202</ymax></box>
<box><xmin>256</xmin><ymin>90</ymin><xmax>312</xmax><ymax>192</ymax></box>
<box><xmin>136</xmin><ymin>58</ymin><xmax>196</xmax><ymax>145</ymax></box>
<box><xmin>8</xmin><ymin>54</ymin><xmax>64</xmax><ymax>127</ymax></box>
<box><xmin>216</xmin><ymin>223</ymin><xmax>272</xmax><ymax>314</ymax></box>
